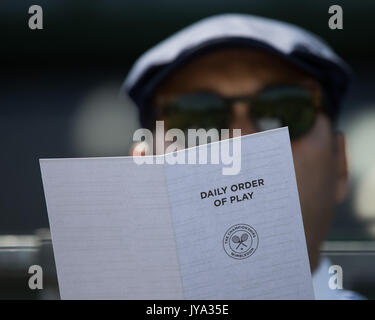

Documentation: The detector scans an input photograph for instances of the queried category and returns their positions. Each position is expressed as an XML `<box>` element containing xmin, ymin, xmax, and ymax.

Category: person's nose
<box><xmin>230</xmin><ymin>101</ymin><xmax>257</xmax><ymax>136</ymax></box>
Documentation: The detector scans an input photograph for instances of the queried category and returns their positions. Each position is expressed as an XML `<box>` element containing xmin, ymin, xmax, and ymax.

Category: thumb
<box><xmin>130</xmin><ymin>142</ymin><xmax>150</xmax><ymax>156</ymax></box>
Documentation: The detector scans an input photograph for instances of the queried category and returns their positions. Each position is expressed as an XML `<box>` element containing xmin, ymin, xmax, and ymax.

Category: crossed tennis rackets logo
<box><xmin>231</xmin><ymin>233</ymin><xmax>249</xmax><ymax>249</ymax></box>
<box><xmin>223</xmin><ymin>224</ymin><xmax>259</xmax><ymax>259</ymax></box>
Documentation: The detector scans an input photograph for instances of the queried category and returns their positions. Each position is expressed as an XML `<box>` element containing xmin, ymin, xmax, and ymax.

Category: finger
<box><xmin>130</xmin><ymin>142</ymin><xmax>149</xmax><ymax>156</ymax></box>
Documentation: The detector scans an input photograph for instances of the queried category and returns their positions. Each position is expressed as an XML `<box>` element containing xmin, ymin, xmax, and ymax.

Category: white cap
<box><xmin>122</xmin><ymin>13</ymin><xmax>351</xmax><ymax>127</ymax></box>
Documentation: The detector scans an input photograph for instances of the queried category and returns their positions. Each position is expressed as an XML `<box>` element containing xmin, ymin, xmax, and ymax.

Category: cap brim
<box><xmin>127</xmin><ymin>37</ymin><xmax>350</xmax><ymax>128</ymax></box>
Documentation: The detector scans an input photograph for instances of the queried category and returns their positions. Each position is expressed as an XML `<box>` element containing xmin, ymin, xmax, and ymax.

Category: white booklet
<box><xmin>40</xmin><ymin>127</ymin><xmax>314</xmax><ymax>299</ymax></box>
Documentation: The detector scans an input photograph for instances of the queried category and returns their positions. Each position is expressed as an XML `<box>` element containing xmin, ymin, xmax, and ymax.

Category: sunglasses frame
<box><xmin>152</xmin><ymin>84</ymin><xmax>328</xmax><ymax>140</ymax></box>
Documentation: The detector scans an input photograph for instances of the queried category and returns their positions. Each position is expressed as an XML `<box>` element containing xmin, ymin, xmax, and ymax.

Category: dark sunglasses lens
<box><xmin>251</xmin><ymin>87</ymin><xmax>316</xmax><ymax>140</ymax></box>
<box><xmin>162</xmin><ymin>93</ymin><xmax>229</xmax><ymax>131</ymax></box>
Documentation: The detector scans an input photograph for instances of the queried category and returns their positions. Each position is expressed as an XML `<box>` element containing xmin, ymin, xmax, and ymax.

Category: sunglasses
<box><xmin>154</xmin><ymin>85</ymin><xmax>327</xmax><ymax>140</ymax></box>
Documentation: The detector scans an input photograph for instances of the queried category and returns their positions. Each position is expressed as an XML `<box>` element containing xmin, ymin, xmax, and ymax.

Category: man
<box><xmin>123</xmin><ymin>14</ymin><xmax>362</xmax><ymax>299</ymax></box>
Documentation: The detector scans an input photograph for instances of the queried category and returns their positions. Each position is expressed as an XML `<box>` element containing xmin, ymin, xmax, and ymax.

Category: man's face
<box><xmin>139</xmin><ymin>48</ymin><xmax>348</xmax><ymax>271</ymax></box>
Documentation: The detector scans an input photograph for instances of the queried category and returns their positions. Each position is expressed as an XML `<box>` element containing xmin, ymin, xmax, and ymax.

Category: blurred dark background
<box><xmin>0</xmin><ymin>0</ymin><xmax>375</xmax><ymax>298</ymax></box>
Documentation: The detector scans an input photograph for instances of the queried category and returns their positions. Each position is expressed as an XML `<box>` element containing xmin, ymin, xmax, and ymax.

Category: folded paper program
<box><xmin>40</xmin><ymin>127</ymin><xmax>314</xmax><ymax>299</ymax></box>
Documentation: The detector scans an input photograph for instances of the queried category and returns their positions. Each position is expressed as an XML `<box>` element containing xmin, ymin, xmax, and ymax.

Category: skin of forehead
<box><xmin>152</xmin><ymin>48</ymin><xmax>321</xmax><ymax>103</ymax></box>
